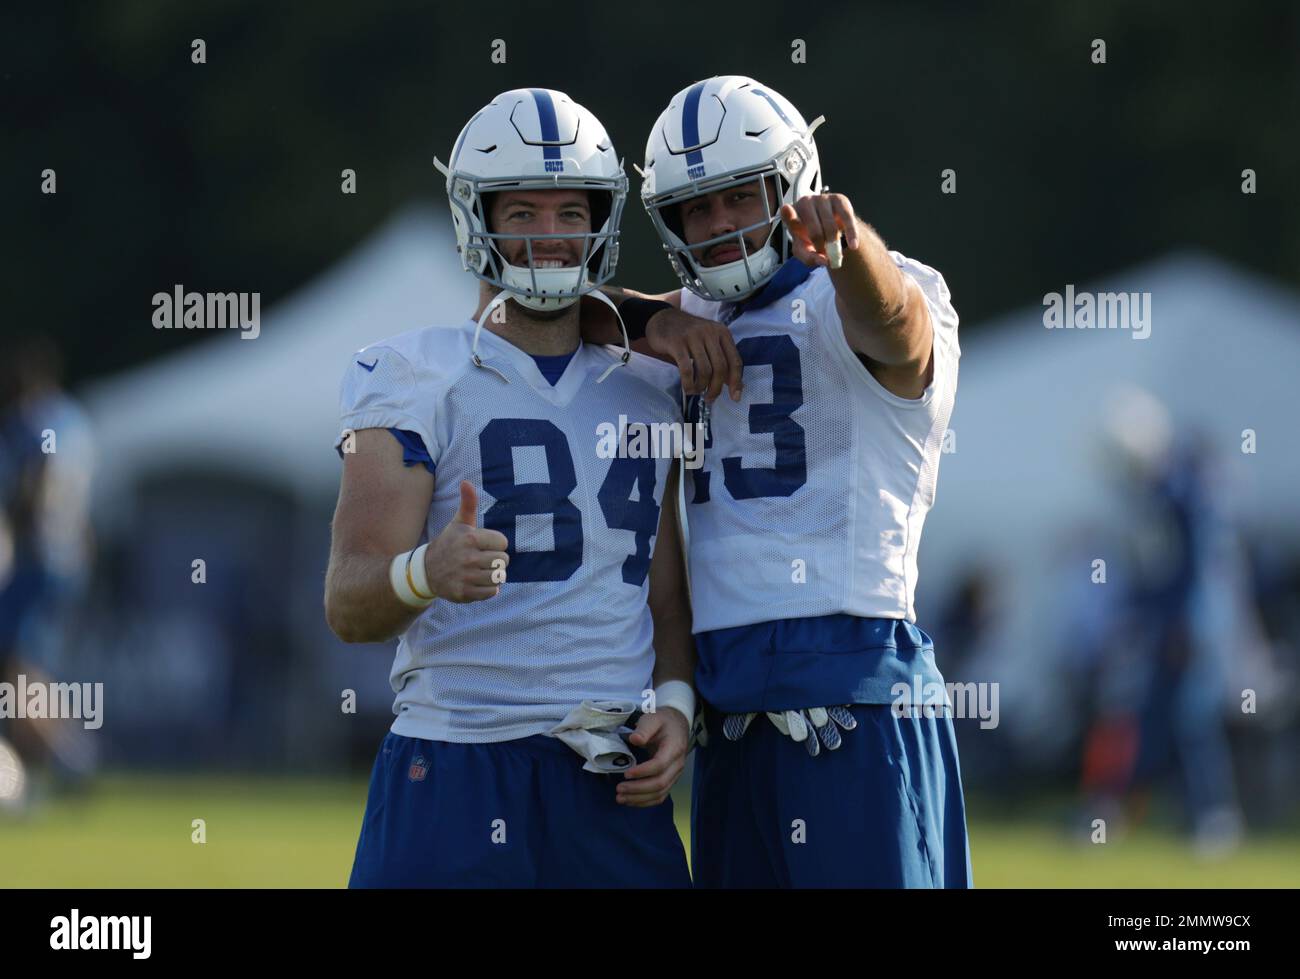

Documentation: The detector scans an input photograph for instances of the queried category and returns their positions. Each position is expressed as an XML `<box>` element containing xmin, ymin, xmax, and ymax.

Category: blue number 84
<box><xmin>478</xmin><ymin>418</ymin><xmax>659</xmax><ymax>585</ymax></box>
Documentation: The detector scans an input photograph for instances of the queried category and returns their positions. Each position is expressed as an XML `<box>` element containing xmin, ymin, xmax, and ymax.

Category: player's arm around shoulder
<box><xmin>619</xmin><ymin>459</ymin><xmax>696</xmax><ymax>808</ymax></box>
<box><xmin>324</xmin><ymin>429</ymin><xmax>509</xmax><ymax>643</ymax></box>
<box><xmin>579</xmin><ymin>287</ymin><xmax>744</xmax><ymax>403</ymax></box>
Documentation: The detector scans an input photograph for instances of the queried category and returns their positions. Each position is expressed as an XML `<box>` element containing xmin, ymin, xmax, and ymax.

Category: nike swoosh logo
<box><xmin>357</xmin><ymin>359</ymin><xmax>377</xmax><ymax>372</ymax></box>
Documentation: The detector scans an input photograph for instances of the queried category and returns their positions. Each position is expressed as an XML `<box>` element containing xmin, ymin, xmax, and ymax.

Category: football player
<box><xmin>325</xmin><ymin>89</ymin><xmax>693</xmax><ymax>887</ymax></box>
<box><xmin>631</xmin><ymin>76</ymin><xmax>971</xmax><ymax>887</ymax></box>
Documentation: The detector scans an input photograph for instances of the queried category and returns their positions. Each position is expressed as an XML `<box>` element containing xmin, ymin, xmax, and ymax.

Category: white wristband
<box><xmin>653</xmin><ymin>680</ymin><xmax>695</xmax><ymax>724</ymax></box>
<box><xmin>407</xmin><ymin>543</ymin><xmax>435</xmax><ymax>599</ymax></box>
<box><xmin>389</xmin><ymin>544</ymin><xmax>435</xmax><ymax>609</ymax></box>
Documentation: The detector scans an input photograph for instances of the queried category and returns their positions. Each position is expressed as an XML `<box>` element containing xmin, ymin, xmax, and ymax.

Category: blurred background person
<box><xmin>0</xmin><ymin>336</ymin><xmax>98</xmax><ymax>808</ymax></box>
<box><xmin>1077</xmin><ymin>387</ymin><xmax>1286</xmax><ymax>855</ymax></box>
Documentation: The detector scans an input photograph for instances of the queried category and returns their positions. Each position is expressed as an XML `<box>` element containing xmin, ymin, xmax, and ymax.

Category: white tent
<box><xmin>916</xmin><ymin>250</ymin><xmax>1300</xmax><ymax>762</ymax></box>
<box><xmin>84</xmin><ymin>203</ymin><xmax>476</xmax><ymax>519</ymax></box>
<box><xmin>77</xmin><ymin>205</ymin><xmax>476</xmax><ymax>762</ymax></box>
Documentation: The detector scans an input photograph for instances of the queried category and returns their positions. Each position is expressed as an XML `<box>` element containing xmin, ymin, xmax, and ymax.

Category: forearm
<box><xmin>579</xmin><ymin>286</ymin><xmax>680</xmax><ymax>349</ymax></box>
<box><xmin>649</xmin><ymin>596</ymin><xmax>695</xmax><ymax>689</ymax></box>
<box><xmin>645</xmin><ymin>462</ymin><xmax>696</xmax><ymax>698</ymax></box>
<box><xmin>834</xmin><ymin>220</ymin><xmax>911</xmax><ymax>331</ymax></box>
<box><xmin>601</xmin><ymin>284</ymin><xmax>680</xmax><ymax>305</ymax></box>
<box><xmin>827</xmin><ymin>223</ymin><xmax>926</xmax><ymax>373</ymax></box>
<box><xmin>324</xmin><ymin>550</ymin><xmax>423</xmax><ymax>644</ymax></box>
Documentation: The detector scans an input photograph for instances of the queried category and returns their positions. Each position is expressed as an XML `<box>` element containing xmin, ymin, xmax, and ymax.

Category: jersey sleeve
<box><xmin>812</xmin><ymin>253</ymin><xmax>959</xmax><ymax>407</ymax></box>
<box><xmin>891</xmin><ymin>250</ymin><xmax>960</xmax><ymax>387</ymax></box>
<box><xmin>387</xmin><ymin>429</ymin><xmax>436</xmax><ymax>474</ymax></box>
<box><xmin>335</xmin><ymin>345</ymin><xmax>441</xmax><ymax>466</ymax></box>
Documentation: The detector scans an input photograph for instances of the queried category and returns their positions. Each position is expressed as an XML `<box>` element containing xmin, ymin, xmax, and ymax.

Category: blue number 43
<box><xmin>691</xmin><ymin>334</ymin><xmax>808</xmax><ymax>504</ymax></box>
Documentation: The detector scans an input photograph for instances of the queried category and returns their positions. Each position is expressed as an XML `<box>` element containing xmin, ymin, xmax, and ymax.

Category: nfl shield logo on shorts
<box><xmin>408</xmin><ymin>755</ymin><xmax>429</xmax><ymax>782</ymax></box>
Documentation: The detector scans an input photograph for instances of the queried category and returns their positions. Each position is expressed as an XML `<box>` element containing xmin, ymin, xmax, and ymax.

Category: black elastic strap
<box><xmin>618</xmin><ymin>297</ymin><xmax>672</xmax><ymax>342</ymax></box>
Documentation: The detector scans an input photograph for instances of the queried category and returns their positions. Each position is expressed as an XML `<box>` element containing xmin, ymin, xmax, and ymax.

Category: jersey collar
<box><xmin>467</xmin><ymin>323</ymin><xmax>591</xmax><ymax>405</ymax></box>
<box><xmin>720</xmin><ymin>258</ymin><xmax>812</xmax><ymax>324</ymax></box>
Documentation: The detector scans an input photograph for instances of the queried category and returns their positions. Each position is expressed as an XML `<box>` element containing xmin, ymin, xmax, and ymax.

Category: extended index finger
<box><xmin>780</xmin><ymin>203</ymin><xmax>825</xmax><ymax>267</ymax></box>
<box><xmin>779</xmin><ymin>203</ymin><xmax>811</xmax><ymax>244</ymax></box>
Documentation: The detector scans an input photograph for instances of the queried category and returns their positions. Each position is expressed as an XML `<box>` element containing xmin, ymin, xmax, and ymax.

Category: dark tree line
<box><xmin>6</xmin><ymin>0</ymin><xmax>1297</xmax><ymax>384</ymax></box>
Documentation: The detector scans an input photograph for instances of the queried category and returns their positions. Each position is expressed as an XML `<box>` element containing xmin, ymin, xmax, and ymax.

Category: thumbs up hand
<box><xmin>424</xmin><ymin>481</ymin><xmax>510</xmax><ymax>603</ymax></box>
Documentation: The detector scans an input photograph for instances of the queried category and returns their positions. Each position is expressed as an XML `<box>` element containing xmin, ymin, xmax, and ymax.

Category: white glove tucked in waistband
<box><xmin>549</xmin><ymin>700</ymin><xmax>640</xmax><ymax>774</ymax></box>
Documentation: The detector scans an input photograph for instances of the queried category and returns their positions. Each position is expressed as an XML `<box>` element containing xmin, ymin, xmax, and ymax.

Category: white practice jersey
<box><xmin>679</xmin><ymin>252</ymin><xmax>960</xmax><ymax>631</ymax></box>
<box><xmin>336</xmin><ymin>321</ymin><xmax>682</xmax><ymax>742</ymax></box>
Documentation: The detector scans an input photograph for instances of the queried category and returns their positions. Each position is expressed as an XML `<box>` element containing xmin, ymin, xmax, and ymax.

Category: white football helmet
<box><xmin>641</xmin><ymin>76</ymin><xmax>823</xmax><ymax>302</ymax></box>
<box><xmin>434</xmin><ymin>88</ymin><xmax>627</xmax><ymax>311</ymax></box>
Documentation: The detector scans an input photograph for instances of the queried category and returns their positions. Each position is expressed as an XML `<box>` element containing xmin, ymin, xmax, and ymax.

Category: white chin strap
<box><xmin>471</xmin><ymin>287</ymin><xmax>631</xmax><ymax>384</ymax></box>
<box><xmin>500</xmin><ymin>262</ymin><xmax>587</xmax><ymax>311</ymax></box>
<box><xmin>696</xmin><ymin>244</ymin><xmax>781</xmax><ymax>302</ymax></box>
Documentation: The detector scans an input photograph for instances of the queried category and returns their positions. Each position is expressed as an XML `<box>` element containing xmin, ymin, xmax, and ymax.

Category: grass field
<box><xmin>2</xmin><ymin>775</ymin><xmax>1298</xmax><ymax>888</ymax></box>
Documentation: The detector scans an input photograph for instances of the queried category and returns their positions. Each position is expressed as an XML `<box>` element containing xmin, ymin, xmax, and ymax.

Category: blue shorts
<box><xmin>691</xmin><ymin>703</ymin><xmax>973</xmax><ymax>888</ymax></box>
<box><xmin>349</xmin><ymin>731</ymin><xmax>691</xmax><ymax>888</ymax></box>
